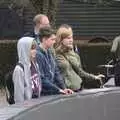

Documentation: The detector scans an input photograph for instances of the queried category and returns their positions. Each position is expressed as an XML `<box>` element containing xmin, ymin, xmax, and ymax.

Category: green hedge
<box><xmin>78</xmin><ymin>43</ymin><xmax>112</xmax><ymax>88</ymax></box>
<box><xmin>0</xmin><ymin>41</ymin><xmax>17</xmax><ymax>88</ymax></box>
<box><xmin>79</xmin><ymin>44</ymin><xmax>112</xmax><ymax>74</ymax></box>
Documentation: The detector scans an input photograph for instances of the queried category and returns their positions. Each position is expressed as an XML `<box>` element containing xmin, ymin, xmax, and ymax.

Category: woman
<box><xmin>55</xmin><ymin>24</ymin><xmax>104</xmax><ymax>91</ymax></box>
<box><xmin>13</xmin><ymin>37</ymin><xmax>41</xmax><ymax>103</ymax></box>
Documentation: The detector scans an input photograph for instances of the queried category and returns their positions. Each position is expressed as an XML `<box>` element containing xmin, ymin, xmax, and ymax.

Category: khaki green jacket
<box><xmin>55</xmin><ymin>48</ymin><xmax>96</xmax><ymax>90</ymax></box>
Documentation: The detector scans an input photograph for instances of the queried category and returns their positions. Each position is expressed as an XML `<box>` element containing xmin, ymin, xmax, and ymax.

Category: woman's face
<box><xmin>30</xmin><ymin>42</ymin><xmax>37</xmax><ymax>60</ymax></box>
<box><xmin>62</xmin><ymin>35</ymin><xmax>73</xmax><ymax>49</ymax></box>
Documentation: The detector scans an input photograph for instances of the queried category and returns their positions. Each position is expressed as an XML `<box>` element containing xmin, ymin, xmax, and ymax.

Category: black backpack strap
<box><xmin>5</xmin><ymin>70</ymin><xmax>15</xmax><ymax>104</ymax></box>
<box><xmin>17</xmin><ymin>63</ymin><xmax>24</xmax><ymax>71</ymax></box>
<box><xmin>5</xmin><ymin>62</ymin><xmax>24</xmax><ymax>104</ymax></box>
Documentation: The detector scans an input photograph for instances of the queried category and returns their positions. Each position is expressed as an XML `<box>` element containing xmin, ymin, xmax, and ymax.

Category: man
<box><xmin>111</xmin><ymin>36</ymin><xmax>120</xmax><ymax>86</ymax></box>
<box><xmin>24</xmin><ymin>14</ymin><xmax>50</xmax><ymax>45</ymax></box>
<box><xmin>33</xmin><ymin>14</ymin><xmax>50</xmax><ymax>34</ymax></box>
<box><xmin>36</xmin><ymin>27</ymin><xmax>73</xmax><ymax>95</ymax></box>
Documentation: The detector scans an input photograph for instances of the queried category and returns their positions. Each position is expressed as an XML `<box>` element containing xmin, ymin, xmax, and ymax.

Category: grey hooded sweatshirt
<box><xmin>13</xmin><ymin>37</ymin><xmax>41</xmax><ymax>103</ymax></box>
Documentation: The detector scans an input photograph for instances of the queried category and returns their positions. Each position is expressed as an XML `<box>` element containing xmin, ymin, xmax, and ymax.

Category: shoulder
<box><xmin>36</xmin><ymin>51</ymin><xmax>44</xmax><ymax>61</ymax></box>
<box><xmin>36</xmin><ymin>49</ymin><xmax>47</xmax><ymax>65</ymax></box>
<box><xmin>36</xmin><ymin>46</ymin><xmax>44</xmax><ymax>56</ymax></box>
<box><xmin>113</xmin><ymin>36</ymin><xmax>120</xmax><ymax>43</ymax></box>
<box><xmin>56</xmin><ymin>54</ymin><xmax>67</xmax><ymax>64</ymax></box>
<box><xmin>13</xmin><ymin>65</ymin><xmax>24</xmax><ymax>81</ymax></box>
<box><xmin>23</xmin><ymin>31</ymin><xmax>35</xmax><ymax>38</ymax></box>
<box><xmin>67</xmin><ymin>50</ymin><xmax>79</xmax><ymax>58</ymax></box>
<box><xmin>13</xmin><ymin>65</ymin><xmax>24</xmax><ymax>74</ymax></box>
<box><xmin>56</xmin><ymin>53</ymin><xmax>65</xmax><ymax>59</ymax></box>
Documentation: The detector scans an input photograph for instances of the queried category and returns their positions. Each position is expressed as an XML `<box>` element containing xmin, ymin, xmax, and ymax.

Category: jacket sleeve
<box><xmin>56</xmin><ymin>54</ymin><xmax>95</xmax><ymax>81</ymax></box>
<box><xmin>13</xmin><ymin>66</ymin><xmax>24</xmax><ymax>103</ymax></box>
<box><xmin>76</xmin><ymin>66</ymin><xmax>96</xmax><ymax>80</ymax></box>
<box><xmin>69</xmin><ymin>54</ymin><xmax>96</xmax><ymax>80</ymax></box>
<box><xmin>111</xmin><ymin>36</ymin><xmax>119</xmax><ymax>63</ymax></box>
<box><xmin>111</xmin><ymin>37</ymin><xmax>119</xmax><ymax>53</ymax></box>
<box><xmin>54</xmin><ymin>59</ymin><xmax>66</xmax><ymax>89</ymax></box>
<box><xmin>36</xmin><ymin>53</ymin><xmax>60</xmax><ymax>94</ymax></box>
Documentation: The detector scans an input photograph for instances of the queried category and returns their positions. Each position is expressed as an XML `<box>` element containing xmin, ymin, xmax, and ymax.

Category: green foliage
<box><xmin>78</xmin><ymin>44</ymin><xmax>112</xmax><ymax>74</ymax></box>
<box><xmin>0</xmin><ymin>0</ymin><xmax>29</xmax><ymax>7</ymax></box>
<box><xmin>0</xmin><ymin>41</ymin><xmax>17</xmax><ymax>88</ymax></box>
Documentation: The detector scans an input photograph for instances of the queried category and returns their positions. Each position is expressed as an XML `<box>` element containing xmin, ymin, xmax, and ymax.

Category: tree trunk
<box><xmin>48</xmin><ymin>0</ymin><xmax>59</xmax><ymax>27</ymax></box>
<box><xmin>29</xmin><ymin>0</ymin><xmax>59</xmax><ymax>27</ymax></box>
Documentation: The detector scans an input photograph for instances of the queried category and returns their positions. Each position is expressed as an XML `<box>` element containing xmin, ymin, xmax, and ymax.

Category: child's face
<box><xmin>30</xmin><ymin>42</ymin><xmax>37</xmax><ymax>60</ymax></box>
<box><xmin>45</xmin><ymin>34</ymin><xmax>56</xmax><ymax>48</ymax></box>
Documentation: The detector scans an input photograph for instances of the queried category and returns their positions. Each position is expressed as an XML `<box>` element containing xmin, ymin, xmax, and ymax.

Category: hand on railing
<box><xmin>59</xmin><ymin>88</ymin><xmax>74</xmax><ymax>95</ymax></box>
<box><xmin>95</xmin><ymin>74</ymin><xmax>105</xmax><ymax>88</ymax></box>
<box><xmin>95</xmin><ymin>74</ymin><xmax>105</xmax><ymax>80</ymax></box>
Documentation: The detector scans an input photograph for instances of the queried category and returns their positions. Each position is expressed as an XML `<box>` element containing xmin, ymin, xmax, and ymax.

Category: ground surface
<box><xmin>0</xmin><ymin>89</ymin><xmax>8</xmax><ymax>106</ymax></box>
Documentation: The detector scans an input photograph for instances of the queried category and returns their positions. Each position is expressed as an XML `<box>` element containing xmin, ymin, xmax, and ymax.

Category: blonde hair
<box><xmin>55</xmin><ymin>24</ymin><xmax>73</xmax><ymax>48</ymax></box>
<box><xmin>33</xmin><ymin>14</ymin><xmax>47</xmax><ymax>25</ymax></box>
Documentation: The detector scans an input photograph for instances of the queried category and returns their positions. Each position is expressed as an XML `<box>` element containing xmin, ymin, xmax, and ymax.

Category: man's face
<box><xmin>44</xmin><ymin>34</ymin><xmax>56</xmax><ymax>49</ymax></box>
<box><xmin>39</xmin><ymin>16</ymin><xmax>50</xmax><ymax>29</ymax></box>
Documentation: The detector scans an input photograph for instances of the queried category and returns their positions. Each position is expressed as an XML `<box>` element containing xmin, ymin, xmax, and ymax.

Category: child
<box><xmin>36</xmin><ymin>27</ymin><xmax>73</xmax><ymax>95</ymax></box>
<box><xmin>13</xmin><ymin>37</ymin><xmax>41</xmax><ymax>103</ymax></box>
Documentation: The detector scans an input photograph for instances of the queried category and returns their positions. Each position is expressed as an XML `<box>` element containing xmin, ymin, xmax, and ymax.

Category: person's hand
<box><xmin>59</xmin><ymin>89</ymin><xmax>74</xmax><ymax>95</ymax></box>
<box><xmin>59</xmin><ymin>89</ymin><xmax>67</xmax><ymax>94</ymax></box>
<box><xmin>63</xmin><ymin>88</ymin><xmax>74</xmax><ymax>94</ymax></box>
<box><xmin>95</xmin><ymin>74</ymin><xmax>105</xmax><ymax>80</ymax></box>
<box><xmin>95</xmin><ymin>74</ymin><xmax>105</xmax><ymax>88</ymax></box>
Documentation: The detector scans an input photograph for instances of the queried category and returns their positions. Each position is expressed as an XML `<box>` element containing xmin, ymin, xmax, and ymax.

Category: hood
<box><xmin>17</xmin><ymin>37</ymin><xmax>35</xmax><ymax>65</ymax></box>
<box><xmin>17</xmin><ymin>37</ymin><xmax>35</xmax><ymax>100</ymax></box>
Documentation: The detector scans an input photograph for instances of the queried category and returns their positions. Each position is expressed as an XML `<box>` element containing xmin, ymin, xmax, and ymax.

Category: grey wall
<box><xmin>0</xmin><ymin>87</ymin><xmax>120</xmax><ymax>120</ymax></box>
<box><xmin>56</xmin><ymin>0</ymin><xmax>120</xmax><ymax>40</ymax></box>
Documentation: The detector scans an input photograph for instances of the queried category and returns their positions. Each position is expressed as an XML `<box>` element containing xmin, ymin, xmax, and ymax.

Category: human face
<box><xmin>44</xmin><ymin>34</ymin><xmax>56</xmax><ymax>49</ymax></box>
<box><xmin>30</xmin><ymin>42</ymin><xmax>37</xmax><ymax>61</ymax></box>
<box><xmin>39</xmin><ymin>16</ymin><xmax>50</xmax><ymax>29</ymax></box>
<box><xmin>62</xmin><ymin>35</ymin><xmax>73</xmax><ymax>49</ymax></box>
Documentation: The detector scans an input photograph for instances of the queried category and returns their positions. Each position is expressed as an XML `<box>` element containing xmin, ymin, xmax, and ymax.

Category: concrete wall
<box><xmin>0</xmin><ymin>87</ymin><xmax>120</xmax><ymax>120</ymax></box>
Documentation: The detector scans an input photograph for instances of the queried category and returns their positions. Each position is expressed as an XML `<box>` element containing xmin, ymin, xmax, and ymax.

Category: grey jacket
<box><xmin>13</xmin><ymin>37</ymin><xmax>41</xmax><ymax>103</ymax></box>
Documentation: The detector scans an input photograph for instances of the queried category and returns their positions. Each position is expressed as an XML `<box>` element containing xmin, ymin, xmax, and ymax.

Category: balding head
<box><xmin>33</xmin><ymin>14</ymin><xmax>50</xmax><ymax>30</ymax></box>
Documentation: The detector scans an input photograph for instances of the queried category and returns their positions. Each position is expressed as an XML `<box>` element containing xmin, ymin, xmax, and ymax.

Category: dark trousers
<box><xmin>114</xmin><ymin>62</ymin><xmax>120</xmax><ymax>86</ymax></box>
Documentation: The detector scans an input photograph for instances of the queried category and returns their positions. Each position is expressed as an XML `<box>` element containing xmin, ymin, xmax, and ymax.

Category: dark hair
<box><xmin>39</xmin><ymin>27</ymin><xmax>56</xmax><ymax>41</ymax></box>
